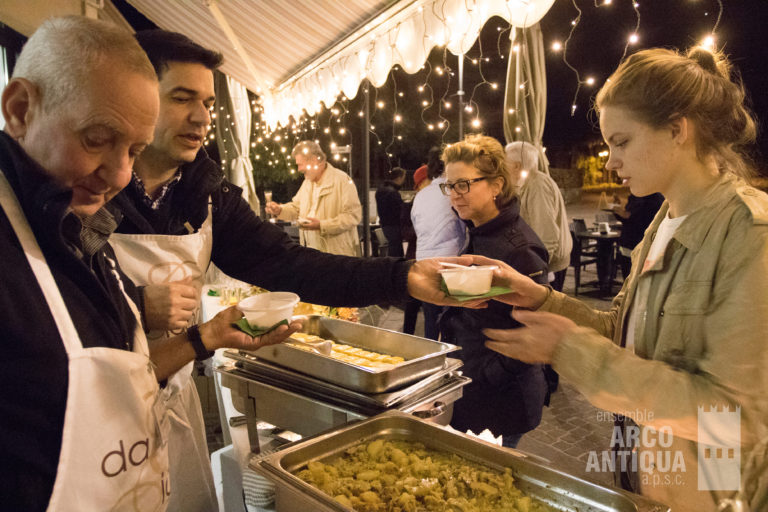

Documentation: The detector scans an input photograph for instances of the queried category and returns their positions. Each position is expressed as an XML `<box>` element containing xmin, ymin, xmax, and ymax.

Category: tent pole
<box><xmin>458</xmin><ymin>54</ymin><xmax>465</xmax><ymax>139</ymax></box>
<box><xmin>362</xmin><ymin>80</ymin><xmax>371</xmax><ymax>257</ymax></box>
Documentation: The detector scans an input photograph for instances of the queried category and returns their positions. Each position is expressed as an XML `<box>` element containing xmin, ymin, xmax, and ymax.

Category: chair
<box><xmin>372</xmin><ymin>227</ymin><xmax>389</xmax><ymax>257</ymax></box>
<box><xmin>569</xmin><ymin>222</ymin><xmax>599</xmax><ymax>295</ymax></box>
<box><xmin>595</xmin><ymin>212</ymin><xmax>614</xmax><ymax>223</ymax></box>
<box><xmin>572</xmin><ymin>218</ymin><xmax>590</xmax><ymax>234</ymax></box>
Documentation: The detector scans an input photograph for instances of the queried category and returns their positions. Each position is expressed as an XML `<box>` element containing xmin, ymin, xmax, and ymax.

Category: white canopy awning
<box><xmin>128</xmin><ymin>0</ymin><xmax>554</xmax><ymax>127</ymax></box>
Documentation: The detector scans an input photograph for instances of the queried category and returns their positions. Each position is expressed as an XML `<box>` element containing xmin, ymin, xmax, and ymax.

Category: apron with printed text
<box><xmin>0</xmin><ymin>171</ymin><xmax>170</xmax><ymax>511</ymax></box>
<box><xmin>110</xmin><ymin>202</ymin><xmax>217</xmax><ymax>512</ymax></box>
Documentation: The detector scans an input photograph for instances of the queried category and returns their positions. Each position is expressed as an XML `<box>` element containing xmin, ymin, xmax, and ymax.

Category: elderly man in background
<box><xmin>505</xmin><ymin>141</ymin><xmax>572</xmax><ymax>292</ymax></box>
<box><xmin>266</xmin><ymin>140</ymin><xmax>362</xmax><ymax>255</ymax></box>
<box><xmin>0</xmin><ymin>16</ymin><xmax>285</xmax><ymax>511</ymax></box>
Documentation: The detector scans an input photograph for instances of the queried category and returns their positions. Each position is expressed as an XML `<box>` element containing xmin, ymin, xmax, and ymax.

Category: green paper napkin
<box><xmin>440</xmin><ymin>281</ymin><xmax>514</xmax><ymax>302</ymax></box>
<box><xmin>234</xmin><ymin>318</ymin><xmax>289</xmax><ymax>337</ymax></box>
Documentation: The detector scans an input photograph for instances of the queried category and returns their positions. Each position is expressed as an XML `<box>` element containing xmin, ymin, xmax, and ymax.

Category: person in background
<box><xmin>402</xmin><ymin>166</ymin><xmax>430</xmax><ymax>334</ymax></box>
<box><xmin>375</xmin><ymin>166</ymin><xmax>406</xmax><ymax>257</ymax></box>
<box><xmin>0</xmin><ymin>17</ymin><xmax>297</xmax><ymax>511</ymax></box>
<box><xmin>412</xmin><ymin>164</ymin><xmax>430</xmax><ymax>192</ymax></box>
<box><xmin>411</xmin><ymin>146</ymin><xmax>467</xmax><ymax>339</ymax></box>
<box><xmin>439</xmin><ymin>135</ymin><xmax>549</xmax><ymax>448</ymax></box>
<box><xmin>266</xmin><ymin>141</ymin><xmax>362</xmax><ymax>256</ymax></box>
<box><xmin>612</xmin><ymin>192</ymin><xmax>664</xmax><ymax>278</ymax></box>
<box><xmin>109</xmin><ymin>30</ymin><xmax>482</xmax><ymax>511</ymax></box>
<box><xmin>504</xmin><ymin>141</ymin><xmax>572</xmax><ymax>292</ymax></box>
<box><xmin>476</xmin><ymin>46</ymin><xmax>768</xmax><ymax>511</ymax></box>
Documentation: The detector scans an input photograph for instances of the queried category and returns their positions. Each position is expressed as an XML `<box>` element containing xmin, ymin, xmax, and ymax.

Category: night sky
<box><xmin>539</xmin><ymin>0</ymin><xmax>768</xmax><ymax>168</ymax></box>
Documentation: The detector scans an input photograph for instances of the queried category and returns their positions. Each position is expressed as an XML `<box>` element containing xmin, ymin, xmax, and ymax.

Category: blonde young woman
<box><xmin>470</xmin><ymin>48</ymin><xmax>768</xmax><ymax>510</ymax></box>
<box><xmin>438</xmin><ymin>135</ymin><xmax>550</xmax><ymax>448</ymax></box>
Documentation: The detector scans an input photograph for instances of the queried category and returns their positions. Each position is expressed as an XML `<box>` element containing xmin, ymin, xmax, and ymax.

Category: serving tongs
<box><xmin>286</xmin><ymin>337</ymin><xmax>333</xmax><ymax>356</ymax></box>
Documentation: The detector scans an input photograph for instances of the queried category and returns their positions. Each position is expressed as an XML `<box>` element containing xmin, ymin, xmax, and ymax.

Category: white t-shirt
<box><xmin>624</xmin><ymin>213</ymin><xmax>687</xmax><ymax>351</ymax></box>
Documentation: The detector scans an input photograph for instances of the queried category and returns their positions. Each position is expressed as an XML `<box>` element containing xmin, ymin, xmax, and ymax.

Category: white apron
<box><xmin>0</xmin><ymin>172</ymin><xmax>170</xmax><ymax>511</ymax></box>
<box><xmin>110</xmin><ymin>203</ymin><xmax>218</xmax><ymax>512</ymax></box>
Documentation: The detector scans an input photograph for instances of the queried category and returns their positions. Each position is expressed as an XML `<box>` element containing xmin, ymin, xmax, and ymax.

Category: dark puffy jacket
<box><xmin>440</xmin><ymin>201</ymin><xmax>550</xmax><ymax>436</ymax></box>
<box><xmin>375</xmin><ymin>180</ymin><xmax>404</xmax><ymax>227</ymax></box>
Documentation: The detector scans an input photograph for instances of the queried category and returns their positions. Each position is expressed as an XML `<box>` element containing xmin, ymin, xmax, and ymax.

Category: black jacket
<box><xmin>110</xmin><ymin>150</ymin><xmax>412</xmax><ymax>307</ymax></box>
<box><xmin>616</xmin><ymin>193</ymin><xmax>665</xmax><ymax>250</ymax></box>
<box><xmin>440</xmin><ymin>201</ymin><xmax>550</xmax><ymax>436</ymax></box>
<box><xmin>0</xmin><ymin>133</ymin><xmax>141</xmax><ymax>511</ymax></box>
<box><xmin>375</xmin><ymin>180</ymin><xmax>404</xmax><ymax>227</ymax></box>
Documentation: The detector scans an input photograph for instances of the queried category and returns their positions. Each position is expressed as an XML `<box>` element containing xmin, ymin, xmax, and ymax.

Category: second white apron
<box><xmin>110</xmin><ymin>204</ymin><xmax>217</xmax><ymax>512</ymax></box>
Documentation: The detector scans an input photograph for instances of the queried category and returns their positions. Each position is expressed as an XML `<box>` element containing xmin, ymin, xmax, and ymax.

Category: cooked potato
<box><xmin>295</xmin><ymin>439</ymin><xmax>555</xmax><ymax>511</ymax></box>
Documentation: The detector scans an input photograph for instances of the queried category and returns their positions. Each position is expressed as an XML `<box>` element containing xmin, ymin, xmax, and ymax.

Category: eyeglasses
<box><xmin>439</xmin><ymin>177</ymin><xmax>488</xmax><ymax>195</ymax></box>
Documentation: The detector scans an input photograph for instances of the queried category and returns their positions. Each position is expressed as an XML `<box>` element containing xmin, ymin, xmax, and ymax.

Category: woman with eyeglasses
<box><xmin>438</xmin><ymin>134</ymin><xmax>550</xmax><ymax>448</ymax></box>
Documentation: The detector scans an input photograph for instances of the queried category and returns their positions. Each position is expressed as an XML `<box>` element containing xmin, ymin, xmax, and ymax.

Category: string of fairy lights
<box><xmin>203</xmin><ymin>0</ymin><xmax>727</xmax><ymax>180</ymax></box>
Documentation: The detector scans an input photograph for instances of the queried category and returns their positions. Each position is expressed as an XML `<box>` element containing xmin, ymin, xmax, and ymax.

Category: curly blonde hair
<box><xmin>441</xmin><ymin>135</ymin><xmax>514</xmax><ymax>208</ymax></box>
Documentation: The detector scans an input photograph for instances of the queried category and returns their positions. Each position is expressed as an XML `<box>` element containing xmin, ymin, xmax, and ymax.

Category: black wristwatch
<box><xmin>187</xmin><ymin>324</ymin><xmax>215</xmax><ymax>361</ymax></box>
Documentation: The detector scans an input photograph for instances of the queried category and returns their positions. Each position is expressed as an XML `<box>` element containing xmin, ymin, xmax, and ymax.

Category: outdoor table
<box><xmin>576</xmin><ymin>230</ymin><xmax>621</xmax><ymax>296</ymax></box>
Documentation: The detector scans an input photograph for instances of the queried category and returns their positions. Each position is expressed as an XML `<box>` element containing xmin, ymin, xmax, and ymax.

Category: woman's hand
<box><xmin>484</xmin><ymin>310</ymin><xmax>577</xmax><ymax>364</ymax></box>
<box><xmin>461</xmin><ymin>255</ymin><xmax>550</xmax><ymax>309</ymax></box>
<box><xmin>199</xmin><ymin>306</ymin><xmax>304</xmax><ymax>352</ymax></box>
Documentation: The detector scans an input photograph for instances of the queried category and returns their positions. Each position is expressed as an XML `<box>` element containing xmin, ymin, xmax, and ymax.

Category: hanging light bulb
<box><xmin>701</xmin><ymin>34</ymin><xmax>716</xmax><ymax>49</ymax></box>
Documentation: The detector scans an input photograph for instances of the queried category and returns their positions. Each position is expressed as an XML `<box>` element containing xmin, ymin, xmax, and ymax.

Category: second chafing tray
<box><xmin>254</xmin><ymin>411</ymin><xmax>670</xmax><ymax>512</ymax></box>
<box><xmin>236</xmin><ymin>315</ymin><xmax>459</xmax><ymax>393</ymax></box>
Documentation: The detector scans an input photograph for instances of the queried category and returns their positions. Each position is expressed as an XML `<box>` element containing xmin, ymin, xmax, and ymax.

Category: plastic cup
<box><xmin>237</xmin><ymin>292</ymin><xmax>300</xmax><ymax>329</ymax></box>
<box><xmin>439</xmin><ymin>265</ymin><xmax>497</xmax><ymax>296</ymax></box>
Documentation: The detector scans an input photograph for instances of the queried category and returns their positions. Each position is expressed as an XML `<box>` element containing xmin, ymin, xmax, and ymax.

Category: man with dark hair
<box><xmin>375</xmin><ymin>167</ymin><xmax>407</xmax><ymax>257</ymax></box>
<box><xmin>108</xmin><ymin>30</ymin><xmax>471</xmax><ymax>511</ymax></box>
<box><xmin>130</xmin><ymin>29</ymin><xmax>224</xmax><ymax>74</ymax></box>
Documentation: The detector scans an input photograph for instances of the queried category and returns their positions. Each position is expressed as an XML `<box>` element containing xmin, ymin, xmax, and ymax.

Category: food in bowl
<box><xmin>439</xmin><ymin>265</ymin><xmax>497</xmax><ymax>296</ymax></box>
<box><xmin>288</xmin><ymin>333</ymin><xmax>405</xmax><ymax>369</ymax></box>
<box><xmin>295</xmin><ymin>438</ymin><xmax>555</xmax><ymax>511</ymax></box>
<box><xmin>237</xmin><ymin>292</ymin><xmax>299</xmax><ymax>330</ymax></box>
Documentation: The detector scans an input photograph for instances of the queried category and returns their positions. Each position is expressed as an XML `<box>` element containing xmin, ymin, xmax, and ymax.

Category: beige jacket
<box><xmin>540</xmin><ymin>174</ymin><xmax>768</xmax><ymax>511</ymax></box>
<box><xmin>278</xmin><ymin>163</ymin><xmax>362</xmax><ymax>256</ymax></box>
<box><xmin>519</xmin><ymin>170</ymin><xmax>572</xmax><ymax>272</ymax></box>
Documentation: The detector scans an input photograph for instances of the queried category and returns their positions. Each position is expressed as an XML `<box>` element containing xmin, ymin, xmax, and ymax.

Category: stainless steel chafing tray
<box><xmin>216</xmin><ymin>359</ymin><xmax>469</xmax><ymax>437</ymax></box>
<box><xmin>254</xmin><ymin>410</ymin><xmax>670</xmax><ymax>512</ymax></box>
<box><xmin>240</xmin><ymin>315</ymin><xmax>460</xmax><ymax>393</ymax></box>
<box><xmin>222</xmin><ymin>353</ymin><xmax>466</xmax><ymax>411</ymax></box>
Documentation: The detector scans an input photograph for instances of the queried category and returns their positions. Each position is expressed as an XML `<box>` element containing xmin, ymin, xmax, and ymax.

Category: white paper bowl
<box><xmin>439</xmin><ymin>265</ymin><xmax>497</xmax><ymax>296</ymax></box>
<box><xmin>237</xmin><ymin>292</ymin><xmax>300</xmax><ymax>329</ymax></box>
